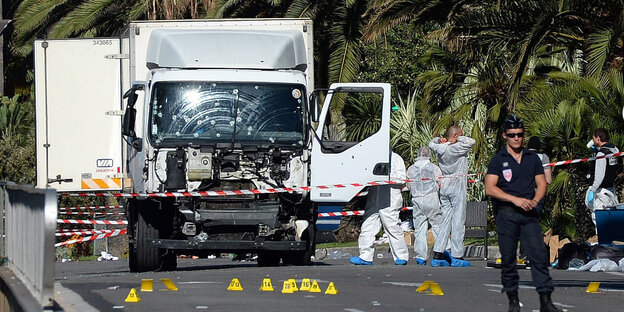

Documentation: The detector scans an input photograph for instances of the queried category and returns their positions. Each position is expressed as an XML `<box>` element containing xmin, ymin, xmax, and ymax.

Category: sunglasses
<box><xmin>505</xmin><ymin>132</ymin><xmax>525</xmax><ymax>138</ymax></box>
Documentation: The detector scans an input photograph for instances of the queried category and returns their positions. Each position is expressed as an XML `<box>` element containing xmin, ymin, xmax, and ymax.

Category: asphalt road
<box><xmin>54</xmin><ymin>257</ymin><xmax>624</xmax><ymax>312</ymax></box>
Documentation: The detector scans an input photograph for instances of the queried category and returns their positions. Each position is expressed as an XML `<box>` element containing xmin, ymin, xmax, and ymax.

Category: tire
<box><xmin>129</xmin><ymin>199</ymin><xmax>177</xmax><ymax>272</ymax></box>
<box><xmin>257</xmin><ymin>252</ymin><xmax>280</xmax><ymax>267</ymax></box>
<box><xmin>282</xmin><ymin>225</ymin><xmax>316</xmax><ymax>266</ymax></box>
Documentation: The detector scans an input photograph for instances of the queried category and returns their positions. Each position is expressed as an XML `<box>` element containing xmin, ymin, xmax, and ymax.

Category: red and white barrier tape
<box><xmin>544</xmin><ymin>151</ymin><xmax>624</xmax><ymax>167</ymax></box>
<box><xmin>58</xmin><ymin>212</ymin><xmax>124</xmax><ymax>216</ymax></box>
<box><xmin>57</xmin><ymin>219</ymin><xmax>128</xmax><ymax>225</ymax></box>
<box><xmin>57</xmin><ymin>153</ymin><xmax>621</xmax><ymax>199</ymax></box>
<box><xmin>58</xmin><ymin>205</ymin><xmax>123</xmax><ymax>211</ymax></box>
<box><xmin>55</xmin><ymin>229</ymin><xmax>127</xmax><ymax>247</ymax></box>
<box><xmin>318</xmin><ymin>211</ymin><xmax>364</xmax><ymax>217</ymax></box>
<box><xmin>55</xmin><ymin>229</ymin><xmax>124</xmax><ymax>237</ymax></box>
<box><xmin>317</xmin><ymin>206</ymin><xmax>413</xmax><ymax>217</ymax></box>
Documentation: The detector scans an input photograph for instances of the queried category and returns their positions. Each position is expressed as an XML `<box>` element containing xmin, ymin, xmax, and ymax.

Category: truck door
<box><xmin>34</xmin><ymin>38</ymin><xmax>123</xmax><ymax>192</ymax></box>
<box><xmin>310</xmin><ymin>83</ymin><xmax>391</xmax><ymax>202</ymax></box>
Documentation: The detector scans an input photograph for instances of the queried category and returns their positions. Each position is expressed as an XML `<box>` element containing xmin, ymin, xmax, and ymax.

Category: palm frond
<box><xmin>49</xmin><ymin>0</ymin><xmax>117</xmax><ymax>39</ymax></box>
<box><xmin>285</xmin><ymin>0</ymin><xmax>318</xmax><ymax>18</ymax></box>
<box><xmin>586</xmin><ymin>28</ymin><xmax>611</xmax><ymax>77</ymax></box>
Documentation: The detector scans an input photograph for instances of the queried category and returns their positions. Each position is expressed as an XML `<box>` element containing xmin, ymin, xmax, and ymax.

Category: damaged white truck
<box><xmin>35</xmin><ymin>19</ymin><xmax>392</xmax><ymax>272</ymax></box>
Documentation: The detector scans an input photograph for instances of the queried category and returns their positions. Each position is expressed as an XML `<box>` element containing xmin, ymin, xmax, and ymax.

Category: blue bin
<box><xmin>595</xmin><ymin>205</ymin><xmax>624</xmax><ymax>244</ymax></box>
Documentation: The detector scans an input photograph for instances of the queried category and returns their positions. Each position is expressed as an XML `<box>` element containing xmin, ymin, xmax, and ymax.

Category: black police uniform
<box><xmin>487</xmin><ymin>147</ymin><xmax>554</xmax><ymax>293</ymax></box>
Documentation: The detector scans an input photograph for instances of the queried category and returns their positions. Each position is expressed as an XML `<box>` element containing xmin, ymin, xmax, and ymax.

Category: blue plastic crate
<box><xmin>595</xmin><ymin>204</ymin><xmax>624</xmax><ymax>244</ymax></box>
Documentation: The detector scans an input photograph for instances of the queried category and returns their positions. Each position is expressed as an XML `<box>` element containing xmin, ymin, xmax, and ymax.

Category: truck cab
<box><xmin>35</xmin><ymin>19</ymin><xmax>391</xmax><ymax>272</ymax></box>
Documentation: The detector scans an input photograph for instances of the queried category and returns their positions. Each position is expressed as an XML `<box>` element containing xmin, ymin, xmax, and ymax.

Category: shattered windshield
<box><xmin>149</xmin><ymin>81</ymin><xmax>305</xmax><ymax>146</ymax></box>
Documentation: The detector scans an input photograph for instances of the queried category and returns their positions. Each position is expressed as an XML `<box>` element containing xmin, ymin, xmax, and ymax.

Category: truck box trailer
<box><xmin>35</xmin><ymin>18</ymin><xmax>392</xmax><ymax>271</ymax></box>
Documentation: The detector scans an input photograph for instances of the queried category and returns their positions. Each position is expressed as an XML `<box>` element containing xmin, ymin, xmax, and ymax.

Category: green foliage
<box><xmin>0</xmin><ymin>93</ymin><xmax>35</xmax><ymax>184</ymax></box>
<box><xmin>356</xmin><ymin>24</ymin><xmax>430</xmax><ymax>100</ymax></box>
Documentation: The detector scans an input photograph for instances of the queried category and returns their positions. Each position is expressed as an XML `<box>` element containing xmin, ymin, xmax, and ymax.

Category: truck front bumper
<box><xmin>147</xmin><ymin>239</ymin><xmax>307</xmax><ymax>252</ymax></box>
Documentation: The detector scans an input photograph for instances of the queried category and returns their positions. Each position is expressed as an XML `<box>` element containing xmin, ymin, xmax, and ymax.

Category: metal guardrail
<box><xmin>1</xmin><ymin>181</ymin><xmax>56</xmax><ymax>309</ymax></box>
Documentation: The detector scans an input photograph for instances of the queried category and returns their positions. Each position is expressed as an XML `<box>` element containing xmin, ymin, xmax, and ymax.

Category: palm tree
<box><xmin>519</xmin><ymin>69</ymin><xmax>624</xmax><ymax>239</ymax></box>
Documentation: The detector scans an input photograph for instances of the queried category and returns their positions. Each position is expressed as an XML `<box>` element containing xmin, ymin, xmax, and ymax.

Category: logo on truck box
<box><xmin>96</xmin><ymin>159</ymin><xmax>113</xmax><ymax>168</ymax></box>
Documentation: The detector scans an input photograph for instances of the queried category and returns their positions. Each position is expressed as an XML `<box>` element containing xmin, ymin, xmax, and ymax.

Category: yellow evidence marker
<box><xmin>325</xmin><ymin>282</ymin><xmax>338</xmax><ymax>295</ymax></box>
<box><xmin>141</xmin><ymin>279</ymin><xmax>153</xmax><ymax>292</ymax></box>
<box><xmin>227</xmin><ymin>278</ymin><xmax>243</xmax><ymax>291</ymax></box>
<box><xmin>160</xmin><ymin>278</ymin><xmax>179</xmax><ymax>291</ymax></box>
<box><xmin>586</xmin><ymin>282</ymin><xmax>600</xmax><ymax>293</ymax></box>
<box><xmin>288</xmin><ymin>279</ymin><xmax>299</xmax><ymax>291</ymax></box>
<box><xmin>260</xmin><ymin>278</ymin><xmax>274</xmax><ymax>291</ymax></box>
<box><xmin>125</xmin><ymin>288</ymin><xmax>141</xmax><ymax>303</ymax></box>
<box><xmin>416</xmin><ymin>280</ymin><xmax>444</xmax><ymax>296</ymax></box>
<box><xmin>300</xmin><ymin>278</ymin><xmax>311</xmax><ymax>291</ymax></box>
<box><xmin>281</xmin><ymin>280</ymin><xmax>294</xmax><ymax>294</ymax></box>
<box><xmin>309</xmin><ymin>280</ymin><xmax>321</xmax><ymax>293</ymax></box>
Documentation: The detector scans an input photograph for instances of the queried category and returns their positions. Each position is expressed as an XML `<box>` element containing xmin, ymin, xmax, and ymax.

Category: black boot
<box><xmin>506</xmin><ymin>290</ymin><xmax>521</xmax><ymax>312</ymax></box>
<box><xmin>539</xmin><ymin>292</ymin><xmax>562</xmax><ymax>312</ymax></box>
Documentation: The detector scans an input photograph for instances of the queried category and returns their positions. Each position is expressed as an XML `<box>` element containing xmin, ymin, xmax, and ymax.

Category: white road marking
<box><xmin>344</xmin><ymin>309</ymin><xmax>365</xmax><ymax>312</ymax></box>
<box><xmin>112</xmin><ymin>306</ymin><xmax>124</xmax><ymax>309</ymax></box>
<box><xmin>196</xmin><ymin>306</ymin><xmax>208</xmax><ymax>309</ymax></box>
<box><xmin>383</xmin><ymin>281</ymin><xmax>423</xmax><ymax>287</ymax></box>
<box><xmin>554</xmin><ymin>302</ymin><xmax>574</xmax><ymax>308</ymax></box>
<box><xmin>483</xmin><ymin>283</ymin><xmax>535</xmax><ymax>290</ymax></box>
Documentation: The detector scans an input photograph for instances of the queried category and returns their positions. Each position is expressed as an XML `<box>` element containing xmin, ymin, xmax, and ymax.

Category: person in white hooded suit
<box><xmin>406</xmin><ymin>146</ymin><xmax>443</xmax><ymax>265</ymax></box>
<box><xmin>429</xmin><ymin>125</ymin><xmax>476</xmax><ymax>267</ymax></box>
<box><xmin>350</xmin><ymin>152</ymin><xmax>410</xmax><ymax>265</ymax></box>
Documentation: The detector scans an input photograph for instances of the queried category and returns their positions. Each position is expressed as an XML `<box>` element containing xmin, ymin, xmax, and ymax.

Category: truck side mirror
<box><xmin>309</xmin><ymin>92</ymin><xmax>320</xmax><ymax>123</ymax></box>
<box><xmin>121</xmin><ymin>82</ymin><xmax>145</xmax><ymax>139</ymax></box>
<box><xmin>122</xmin><ymin>106</ymin><xmax>136</xmax><ymax>137</ymax></box>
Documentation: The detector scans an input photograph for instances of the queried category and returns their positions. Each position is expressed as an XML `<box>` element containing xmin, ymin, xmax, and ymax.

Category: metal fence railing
<box><xmin>1</xmin><ymin>181</ymin><xmax>56</xmax><ymax>309</ymax></box>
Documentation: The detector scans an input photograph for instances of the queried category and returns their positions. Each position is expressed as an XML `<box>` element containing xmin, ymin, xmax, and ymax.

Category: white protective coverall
<box><xmin>406</xmin><ymin>152</ymin><xmax>443</xmax><ymax>261</ymax></box>
<box><xmin>585</xmin><ymin>143</ymin><xmax>620</xmax><ymax>228</ymax></box>
<box><xmin>357</xmin><ymin>152</ymin><xmax>409</xmax><ymax>262</ymax></box>
<box><xmin>429</xmin><ymin>135</ymin><xmax>476</xmax><ymax>258</ymax></box>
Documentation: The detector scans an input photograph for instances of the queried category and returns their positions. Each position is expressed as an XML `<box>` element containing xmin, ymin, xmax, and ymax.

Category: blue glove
<box><xmin>587</xmin><ymin>191</ymin><xmax>594</xmax><ymax>205</ymax></box>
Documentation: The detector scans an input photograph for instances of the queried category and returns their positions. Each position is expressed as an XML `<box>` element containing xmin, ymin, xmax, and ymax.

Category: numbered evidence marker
<box><xmin>281</xmin><ymin>280</ymin><xmax>294</xmax><ymax>294</ymax></box>
<box><xmin>325</xmin><ymin>282</ymin><xmax>338</xmax><ymax>295</ymax></box>
<box><xmin>309</xmin><ymin>280</ymin><xmax>321</xmax><ymax>293</ymax></box>
<box><xmin>288</xmin><ymin>279</ymin><xmax>299</xmax><ymax>291</ymax></box>
<box><xmin>125</xmin><ymin>288</ymin><xmax>141</xmax><ymax>303</ymax></box>
<box><xmin>227</xmin><ymin>278</ymin><xmax>243</xmax><ymax>291</ymax></box>
<box><xmin>260</xmin><ymin>278</ymin><xmax>274</xmax><ymax>291</ymax></box>
<box><xmin>300</xmin><ymin>278</ymin><xmax>311</xmax><ymax>291</ymax></box>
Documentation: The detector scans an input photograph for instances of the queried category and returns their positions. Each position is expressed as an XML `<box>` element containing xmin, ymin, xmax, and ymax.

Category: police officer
<box><xmin>484</xmin><ymin>116</ymin><xmax>561</xmax><ymax>312</ymax></box>
<box><xmin>586</xmin><ymin>128</ymin><xmax>619</xmax><ymax>229</ymax></box>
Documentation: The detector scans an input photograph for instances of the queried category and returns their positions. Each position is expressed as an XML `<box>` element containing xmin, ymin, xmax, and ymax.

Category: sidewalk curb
<box><xmin>316</xmin><ymin>245</ymin><xmax>501</xmax><ymax>261</ymax></box>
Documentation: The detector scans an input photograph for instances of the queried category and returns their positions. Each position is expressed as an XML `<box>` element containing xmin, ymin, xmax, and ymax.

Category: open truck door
<box><xmin>34</xmin><ymin>39</ymin><xmax>123</xmax><ymax>191</ymax></box>
<box><xmin>310</xmin><ymin>83</ymin><xmax>392</xmax><ymax>203</ymax></box>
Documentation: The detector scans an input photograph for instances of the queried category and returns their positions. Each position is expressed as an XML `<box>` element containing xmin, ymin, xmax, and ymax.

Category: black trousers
<box><xmin>496</xmin><ymin>205</ymin><xmax>554</xmax><ymax>293</ymax></box>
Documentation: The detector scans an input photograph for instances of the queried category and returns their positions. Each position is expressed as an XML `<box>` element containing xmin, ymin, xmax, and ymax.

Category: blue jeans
<box><xmin>496</xmin><ymin>205</ymin><xmax>554</xmax><ymax>293</ymax></box>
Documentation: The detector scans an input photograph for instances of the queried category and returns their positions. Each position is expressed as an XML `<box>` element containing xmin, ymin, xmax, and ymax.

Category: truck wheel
<box><xmin>129</xmin><ymin>200</ymin><xmax>176</xmax><ymax>272</ymax></box>
<box><xmin>257</xmin><ymin>252</ymin><xmax>280</xmax><ymax>267</ymax></box>
<box><xmin>282</xmin><ymin>226</ymin><xmax>316</xmax><ymax>266</ymax></box>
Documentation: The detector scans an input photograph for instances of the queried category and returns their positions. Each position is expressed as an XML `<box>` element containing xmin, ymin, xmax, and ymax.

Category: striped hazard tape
<box><xmin>57</xmin><ymin>219</ymin><xmax>128</xmax><ymax>225</ymax></box>
<box><xmin>55</xmin><ymin>229</ymin><xmax>127</xmax><ymax>247</ymax></box>
<box><xmin>317</xmin><ymin>207</ymin><xmax>413</xmax><ymax>218</ymax></box>
<box><xmin>544</xmin><ymin>151</ymin><xmax>624</xmax><ymax>167</ymax></box>
<box><xmin>58</xmin><ymin>205</ymin><xmax>123</xmax><ymax>211</ymax></box>
<box><xmin>58</xmin><ymin>212</ymin><xmax>124</xmax><ymax>216</ymax></box>
<box><xmin>58</xmin><ymin>152</ymin><xmax>620</xmax><ymax>199</ymax></box>
<box><xmin>55</xmin><ymin>229</ymin><xmax>125</xmax><ymax>237</ymax></box>
<box><xmin>81</xmin><ymin>178</ymin><xmax>122</xmax><ymax>189</ymax></box>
